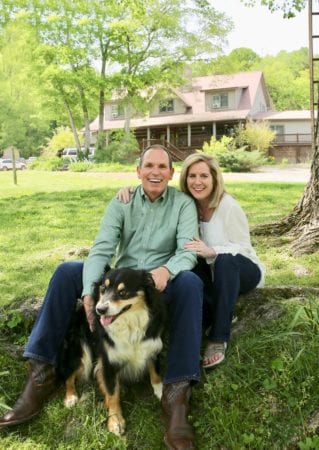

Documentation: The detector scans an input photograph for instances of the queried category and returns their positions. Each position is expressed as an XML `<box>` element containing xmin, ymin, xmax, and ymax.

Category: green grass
<box><xmin>0</xmin><ymin>170</ymin><xmax>319</xmax><ymax>449</ymax></box>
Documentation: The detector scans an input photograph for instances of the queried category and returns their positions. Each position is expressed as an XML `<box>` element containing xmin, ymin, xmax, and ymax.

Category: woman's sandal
<box><xmin>203</xmin><ymin>342</ymin><xmax>227</xmax><ymax>369</ymax></box>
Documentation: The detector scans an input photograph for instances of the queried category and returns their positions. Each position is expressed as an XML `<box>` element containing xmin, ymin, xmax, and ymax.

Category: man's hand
<box><xmin>83</xmin><ymin>295</ymin><xmax>96</xmax><ymax>332</ymax></box>
<box><xmin>150</xmin><ymin>266</ymin><xmax>171</xmax><ymax>291</ymax></box>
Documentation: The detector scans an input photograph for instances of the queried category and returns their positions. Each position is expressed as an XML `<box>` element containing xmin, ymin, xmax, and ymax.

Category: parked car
<box><xmin>0</xmin><ymin>159</ymin><xmax>27</xmax><ymax>170</ymax></box>
<box><xmin>26</xmin><ymin>156</ymin><xmax>37</xmax><ymax>164</ymax></box>
<box><xmin>61</xmin><ymin>147</ymin><xmax>95</xmax><ymax>162</ymax></box>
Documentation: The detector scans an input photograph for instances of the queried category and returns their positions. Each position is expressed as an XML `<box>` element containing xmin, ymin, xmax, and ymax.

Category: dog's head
<box><xmin>94</xmin><ymin>268</ymin><xmax>156</xmax><ymax>328</ymax></box>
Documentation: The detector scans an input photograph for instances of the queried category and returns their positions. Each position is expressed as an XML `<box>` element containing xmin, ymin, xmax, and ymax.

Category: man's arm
<box><xmin>158</xmin><ymin>195</ymin><xmax>198</xmax><ymax>287</ymax></box>
<box><xmin>82</xmin><ymin>199</ymin><xmax>123</xmax><ymax>297</ymax></box>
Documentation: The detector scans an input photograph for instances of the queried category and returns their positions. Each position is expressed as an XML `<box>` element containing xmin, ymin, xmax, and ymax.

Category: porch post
<box><xmin>212</xmin><ymin>122</ymin><xmax>216</xmax><ymax>137</ymax></box>
<box><xmin>147</xmin><ymin>127</ymin><xmax>151</xmax><ymax>146</ymax></box>
<box><xmin>187</xmin><ymin>124</ymin><xmax>191</xmax><ymax>147</ymax></box>
<box><xmin>167</xmin><ymin>125</ymin><xmax>170</xmax><ymax>143</ymax></box>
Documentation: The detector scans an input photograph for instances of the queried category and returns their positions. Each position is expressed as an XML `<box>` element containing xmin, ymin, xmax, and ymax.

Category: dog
<box><xmin>57</xmin><ymin>266</ymin><xmax>166</xmax><ymax>435</ymax></box>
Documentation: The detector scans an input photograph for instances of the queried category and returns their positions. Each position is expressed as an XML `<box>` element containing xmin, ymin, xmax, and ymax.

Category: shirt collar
<box><xmin>140</xmin><ymin>186</ymin><xmax>168</xmax><ymax>202</ymax></box>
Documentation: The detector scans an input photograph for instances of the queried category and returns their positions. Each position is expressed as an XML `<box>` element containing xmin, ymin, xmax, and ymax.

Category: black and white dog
<box><xmin>57</xmin><ymin>266</ymin><xmax>166</xmax><ymax>435</ymax></box>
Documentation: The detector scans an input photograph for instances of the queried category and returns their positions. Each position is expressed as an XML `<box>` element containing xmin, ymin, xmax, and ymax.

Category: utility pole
<box><xmin>308</xmin><ymin>0</ymin><xmax>319</xmax><ymax>150</ymax></box>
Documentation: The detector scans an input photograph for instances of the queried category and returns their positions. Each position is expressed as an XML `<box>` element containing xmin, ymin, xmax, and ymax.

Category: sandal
<box><xmin>203</xmin><ymin>342</ymin><xmax>227</xmax><ymax>369</ymax></box>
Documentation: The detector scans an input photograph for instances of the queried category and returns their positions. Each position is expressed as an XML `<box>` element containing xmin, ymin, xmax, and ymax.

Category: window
<box><xmin>211</xmin><ymin>93</ymin><xmax>228</xmax><ymax>109</ymax></box>
<box><xmin>159</xmin><ymin>99</ymin><xmax>174</xmax><ymax>113</ymax></box>
<box><xmin>270</xmin><ymin>125</ymin><xmax>284</xmax><ymax>135</ymax></box>
<box><xmin>111</xmin><ymin>104</ymin><xmax>124</xmax><ymax>119</ymax></box>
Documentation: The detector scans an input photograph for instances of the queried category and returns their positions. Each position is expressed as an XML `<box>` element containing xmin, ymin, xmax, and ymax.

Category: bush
<box><xmin>216</xmin><ymin>148</ymin><xmax>267</xmax><ymax>172</ymax></box>
<box><xmin>202</xmin><ymin>135</ymin><xmax>267</xmax><ymax>172</ymax></box>
<box><xmin>69</xmin><ymin>161</ymin><xmax>93</xmax><ymax>172</ymax></box>
<box><xmin>235</xmin><ymin>121</ymin><xmax>275</xmax><ymax>154</ymax></box>
<box><xmin>202</xmin><ymin>135</ymin><xmax>235</xmax><ymax>155</ymax></box>
<box><xmin>95</xmin><ymin>130</ymin><xmax>139</xmax><ymax>164</ymax></box>
<box><xmin>42</xmin><ymin>126</ymin><xmax>79</xmax><ymax>158</ymax></box>
<box><xmin>28</xmin><ymin>157</ymin><xmax>67</xmax><ymax>171</ymax></box>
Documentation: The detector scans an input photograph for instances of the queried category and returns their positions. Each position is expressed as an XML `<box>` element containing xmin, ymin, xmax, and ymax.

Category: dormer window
<box><xmin>111</xmin><ymin>104</ymin><xmax>124</xmax><ymax>119</ymax></box>
<box><xmin>210</xmin><ymin>94</ymin><xmax>228</xmax><ymax>109</ymax></box>
<box><xmin>159</xmin><ymin>99</ymin><xmax>174</xmax><ymax>113</ymax></box>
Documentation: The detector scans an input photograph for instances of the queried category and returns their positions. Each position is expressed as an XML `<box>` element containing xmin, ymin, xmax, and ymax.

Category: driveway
<box><xmin>221</xmin><ymin>165</ymin><xmax>310</xmax><ymax>183</ymax></box>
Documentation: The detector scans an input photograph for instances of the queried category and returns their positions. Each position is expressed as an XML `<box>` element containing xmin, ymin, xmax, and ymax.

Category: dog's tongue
<box><xmin>100</xmin><ymin>315</ymin><xmax>114</xmax><ymax>327</ymax></box>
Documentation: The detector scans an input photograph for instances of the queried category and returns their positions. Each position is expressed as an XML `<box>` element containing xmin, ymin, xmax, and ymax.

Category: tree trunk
<box><xmin>77</xmin><ymin>84</ymin><xmax>91</xmax><ymax>151</ymax></box>
<box><xmin>97</xmin><ymin>52</ymin><xmax>106</xmax><ymax>147</ymax></box>
<box><xmin>124</xmin><ymin>103</ymin><xmax>131</xmax><ymax>135</ymax></box>
<box><xmin>62</xmin><ymin>95</ymin><xmax>81</xmax><ymax>151</ymax></box>
<box><xmin>252</xmin><ymin>142</ymin><xmax>319</xmax><ymax>255</ymax></box>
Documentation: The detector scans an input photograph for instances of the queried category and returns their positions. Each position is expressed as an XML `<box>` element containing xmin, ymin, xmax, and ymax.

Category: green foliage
<box><xmin>202</xmin><ymin>135</ymin><xmax>267</xmax><ymax>172</ymax></box>
<box><xmin>29</xmin><ymin>157</ymin><xmax>66</xmax><ymax>171</ymax></box>
<box><xmin>42</xmin><ymin>126</ymin><xmax>78</xmax><ymax>157</ymax></box>
<box><xmin>69</xmin><ymin>161</ymin><xmax>93</xmax><ymax>172</ymax></box>
<box><xmin>96</xmin><ymin>130</ymin><xmax>139</xmax><ymax>164</ymax></box>
<box><xmin>202</xmin><ymin>135</ymin><xmax>234</xmax><ymax>154</ymax></box>
<box><xmin>1</xmin><ymin>169</ymin><xmax>319</xmax><ymax>448</ymax></box>
<box><xmin>0</xmin><ymin>22</ymin><xmax>53</xmax><ymax>157</ymax></box>
<box><xmin>217</xmin><ymin>148</ymin><xmax>267</xmax><ymax>172</ymax></box>
<box><xmin>235</xmin><ymin>121</ymin><xmax>275</xmax><ymax>154</ymax></box>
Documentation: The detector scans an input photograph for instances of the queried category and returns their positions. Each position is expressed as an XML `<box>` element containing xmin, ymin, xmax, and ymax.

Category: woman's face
<box><xmin>186</xmin><ymin>161</ymin><xmax>213</xmax><ymax>204</ymax></box>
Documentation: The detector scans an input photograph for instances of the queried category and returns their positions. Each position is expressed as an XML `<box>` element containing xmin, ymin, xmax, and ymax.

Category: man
<box><xmin>0</xmin><ymin>145</ymin><xmax>203</xmax><ymax>450</ymax></box>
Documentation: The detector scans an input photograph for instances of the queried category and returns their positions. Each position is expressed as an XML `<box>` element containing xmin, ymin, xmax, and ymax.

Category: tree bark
<box><xmin>60</xmin><ymin>91</ymin><xmax>81</xmax><ymax>151</ymax></box>
<box><xmin>252</xmin><ymin>142</ymin><xmax>319</xmax><ymax>254</ymax></box>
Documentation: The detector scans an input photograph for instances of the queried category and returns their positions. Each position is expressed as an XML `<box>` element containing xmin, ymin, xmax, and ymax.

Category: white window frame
<box><xmin>159</xmin><ymin>99</ymin><xmax>174</xmax><ymax>113</ymax></box>
<box><xmin>211</xmin><ymin>93</ymin><xmax>228</xmax><ymax>109</ymax></box>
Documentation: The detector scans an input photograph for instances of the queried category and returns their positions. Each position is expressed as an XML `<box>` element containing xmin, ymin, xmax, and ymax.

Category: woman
<box><xmin>116</xmin><ymin>151</ymin><xmax>265</xmax><ymax>369</ymax></box>
<box><xmin>180</xmin><ymin>152</ymin><xmax>265</xmax><ymax>369</ymax></box>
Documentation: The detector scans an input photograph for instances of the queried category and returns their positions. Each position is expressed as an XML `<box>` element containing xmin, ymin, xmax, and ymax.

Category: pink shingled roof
<box><xmin>89</xmin><ymin>71</ymin><xmax>273</xmax><ymax>132</ymax></box>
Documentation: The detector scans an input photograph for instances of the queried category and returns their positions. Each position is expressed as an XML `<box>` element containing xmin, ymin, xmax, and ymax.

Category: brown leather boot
<box><xmin>0</xmin><ymin>359</ymin><xmax>60</xmax><ymax>427</ymax></box>
<box><xmin>161</xmin><ymin>380</ymin><xmax>195</xmax><ymax>450</ymax></box>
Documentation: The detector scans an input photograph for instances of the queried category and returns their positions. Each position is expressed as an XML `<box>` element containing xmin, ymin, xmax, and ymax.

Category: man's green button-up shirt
<box><xmin>82</xmin><ymin>185</ymin><xmax>198</xmax><ymax>296</ymax></box>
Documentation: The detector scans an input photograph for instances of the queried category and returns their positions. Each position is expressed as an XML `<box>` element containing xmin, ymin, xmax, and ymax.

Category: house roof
<box><xmin>89</xmin><ymin>71</ymin><xmax>274</xmax><ymax>132</ymax></box>
<box><xmin>253</xmin><ymin>110</ymin><xmax>311</xmax><ymax>121</ymax></box>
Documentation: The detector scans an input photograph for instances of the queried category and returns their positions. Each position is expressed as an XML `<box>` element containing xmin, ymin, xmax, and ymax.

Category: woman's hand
<box><xmin>184</xmin><ymin>238</ymin><xmax>216</xmax><ymax>259</ymax></box>
<box><xmin>116</xmin><ymin>186</ymin><xmax>134</xmax><ymax>203</ymax></box>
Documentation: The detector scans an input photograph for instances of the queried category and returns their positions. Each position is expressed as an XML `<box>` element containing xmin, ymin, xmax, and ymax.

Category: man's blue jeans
<box><xmin>24</xmin><ymin>262</ymin><xmax>203</xmax><ymax>384</ymax></box>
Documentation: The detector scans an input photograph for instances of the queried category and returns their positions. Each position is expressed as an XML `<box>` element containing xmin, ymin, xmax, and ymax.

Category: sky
<box><xmin>212</xmin><ymin>1</ymin><xmax>309</xmax><ymax>56</ymax></box>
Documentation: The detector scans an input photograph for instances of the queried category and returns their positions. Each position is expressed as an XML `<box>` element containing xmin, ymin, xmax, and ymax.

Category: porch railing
<box><xmin>272</xmin><ymin>133</ymin><xmax>312</xmax><ymax>145</ymax></box>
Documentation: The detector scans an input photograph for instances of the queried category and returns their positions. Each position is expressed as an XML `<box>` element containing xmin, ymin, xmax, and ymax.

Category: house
<box><xmin>254</xmin><ymin>110</ymin><xmax>312</xmax><ymax>162</ymax></box>
<box><xmin>89</xmin><ymin>71</ymin><xmax>312</xmax><ymax>162</ymax></box>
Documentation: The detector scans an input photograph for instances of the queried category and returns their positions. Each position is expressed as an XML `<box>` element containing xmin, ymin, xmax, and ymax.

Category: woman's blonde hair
<box><xmin>179</xmin><ymin>152</ymin><xmax>225</xmax><ymax>209</ymax></box>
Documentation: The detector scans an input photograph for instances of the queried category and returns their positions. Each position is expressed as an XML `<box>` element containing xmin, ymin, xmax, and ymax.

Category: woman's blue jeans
<box><xmin>193</xmin><ymin>254</ymin><xmax>261</xmax><ymax>343</ymax></box>
<box><xmin>24</xmin><ymin>262</ymin><xmax>203</xmax><ymax>384</ymax></box>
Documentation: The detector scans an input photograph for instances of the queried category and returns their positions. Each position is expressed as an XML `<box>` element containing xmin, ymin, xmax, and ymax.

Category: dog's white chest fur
<box><xmin>105</xmin><ymin>309</ymin><xmax>162</xmax><ymax>379</ymax></box>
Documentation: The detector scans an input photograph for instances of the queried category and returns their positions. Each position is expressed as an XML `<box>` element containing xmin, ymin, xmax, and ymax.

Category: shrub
<box><xmin>201</xmin><ymin>135</ymin><xmax>267</xmax><ymax>172</ymax></box>
<box><xmin>202</xmin><ymin>135</ymin><xmax>235</xmax><ymax>155</ymax></box>
<box><xmin>235</xmin><ymin>121</ymin><xmax>275</xmax><ymax>154</ymax></box>
<box><xmin>69</xmin><ymin>161</ymin><xmax>92</xmax><ymax>172</ymax></box>
<box><xmin>95</xmin><ymin>130</ymin><xmax>139</xmax><ymax>164</ymax></box>
<box><xmin>216</xmin><ymin>148</ymin><xmax>267</xmax><ymax>172</ymax></box>
<box><xmin>28</xmin><ymin>157</ymin><xmax>67</xmax><ymax>171</ymax></box>
<box><xmin>42</xmin><ymin>126</ymin><xmax>79</xmax><ymax>158</ymax></box>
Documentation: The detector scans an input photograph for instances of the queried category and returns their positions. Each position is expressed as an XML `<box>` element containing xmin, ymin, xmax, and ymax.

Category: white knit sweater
<box><xmin>199</xmin><ymin>193</ymin><xmax>265</xmax><ymax>287</ymax></box>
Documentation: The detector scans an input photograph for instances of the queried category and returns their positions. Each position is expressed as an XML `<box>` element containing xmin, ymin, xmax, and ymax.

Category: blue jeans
<box><xmin>193</xmin><ymin>254</ymin><xmax>261</xmax><ymax>343</ymax></box>
<box><xmin>24</xmin><ymin>262</ymin><xmax>203</xmax><ymax>384</ymax></box>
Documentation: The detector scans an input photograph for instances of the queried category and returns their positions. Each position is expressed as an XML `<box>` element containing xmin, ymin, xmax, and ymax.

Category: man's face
<box><xmin>137</xmin><ymin>148</ymin><xmax>174</xmax><ymax>201</ymax></box>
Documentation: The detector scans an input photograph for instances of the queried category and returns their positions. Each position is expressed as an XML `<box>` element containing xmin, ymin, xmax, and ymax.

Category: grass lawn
<box><xmin>0</xmin><ymin>170</ymin><xmax>319</xmax><ymax>449</ymax></box>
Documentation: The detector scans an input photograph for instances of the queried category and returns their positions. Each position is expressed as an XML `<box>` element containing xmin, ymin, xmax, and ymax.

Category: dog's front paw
<box><xmin>152</xmin><ymin>382</ymin><xmax>163</xmax><ymax>400</ymax></box>
<box><xmin>107</xmin><ymin>414</ymin><xmax>126</xmax><ymax>436</ymax></box>
<box><xmin>64</xmin><ymin>394</ymin><xmax>79</xmax><ymax>408</ymax></box>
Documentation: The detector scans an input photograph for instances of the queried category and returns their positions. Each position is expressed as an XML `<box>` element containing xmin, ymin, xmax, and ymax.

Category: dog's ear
<box><xmin>144</xmin><ymin>271</ymin><xmax>155</xmax><ymax>288</ymax></box>
<box><xmin>104</xmin><ymin>264</ymin><xmax>111</xmax><ymax>274</ymax></box>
